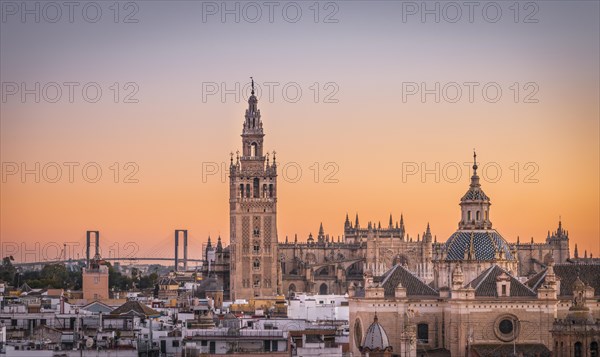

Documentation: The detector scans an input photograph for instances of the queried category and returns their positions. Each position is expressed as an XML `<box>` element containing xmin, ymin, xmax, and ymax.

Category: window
<box><xmin>467</xmin><ymin>211</ymin><xmax>471</xmax><ymax>221</ymax></box>
<box><xmin>591</xmin><ymin>342</ymin><xmax>598</xmax><ymax>357</ymax></box>
<box><xmin>499</xmin><ymin>319</ymin><xmax>513</xmax><ymax>334</ymax></box>
<box><xmin>575</xmin><ymin>342</ymin><xmax>583</xmax><ymax>357</ymax></box>
<box><xmin>319</xmin><ymin>283</ymin><xmax>328</xmax><ymax>295</ymax></box>
<box><xmin>253</xmin><ymin>228</ymin><xmax>260</xmax><ymax>237</ymax></box>
<box><xmin>269</xmin><ymin>184</ymin><xmax>273</xmax><ymax>198</ymax></box>
<box><xmin>94</xmin><ymin>277</ymin><xmax>99</xmax><ymax>284</ymax></box>
<box><xmin>172</xmin><ymin>340</ymin><xmax>180</xmax><ymax>348</ymax></box>
<box><xmin>251</xmin><ymin>142</ymin><xmax>258</xmax><ymax>156</ymax></box>
<box><xmin>485</xmin><ymin>210</ymin><xmax>488</xmax><ymax>220</ymax></box>
<box><xmin>254</xmin><ymin>278</ymin><xmax>261</xmax><ymax>288</ymax></box>
<box><xmin>264</xmin><ymin>340</ymin><xmax>274</xmax><ymax>352</ymax></box>
<box><xmin>501</xmin><ymin>285</ymin><xmax>507</xmax><ymax>296</ymax></box>
<box><xmin>245</xmin><ymin>184</ymin><xmax>250</xmax><ymax>198</ymax></box>
<box><xmin>495</xmin><ymin>316</ymin><xmax>518</xmax><ymax>342</ymax></box>
<box><xmin>201</xmin><ymin>340</ymin><xmax>207</xmax><ymax>346</ymax></box>
<box><xmin>253</xmin><ymin>243</ymin><xmax>260</xmax><ymax>254</ymax></box>
<box><xmin>253</xmin><ymin>178</ymin><xmax>260</xmax><ymax>198</ymax></box>
<box><xmin>476</xmin><ymin>211</ymin><xmax>480</xmax><ymax>220</ymax></box>
<box><xmin>240</xmin><ymin>184</ymin><xmax>244</xmax><ymax>198</ymax></box>
<box><xmin>417</xmin><ymin>323</ymin><xmax>429</xmax><ymax>343</ymax></box>
<box><xmin>354</xmin><ymin>319</ymin><xmax>362</xmax><ymax>349</ymax></box>
<box><xmin>253</xmin><ymin>259</ymin><xmax>260</xmax><ymax>271</ymax></box>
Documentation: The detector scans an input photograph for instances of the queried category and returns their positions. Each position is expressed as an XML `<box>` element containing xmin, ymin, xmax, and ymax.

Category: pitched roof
<box><xmin>81</xmin><ymin>300</ymin><xmax>114</xmax><ymax>314</ymax></box>
<box><xmin>524</xmin><ymin>269</ymin><xmax>548</xmax><ymax>291</ymax></box>
<box><xmin>380</xmin><ymin>264</ymin><xmax>438</xmax><ymax>298</ymax></box>
<box><xmin>525</xmin><ymin>263</ymin><xmax>600</xmax><ymax>297</ymax></box>
<box><xmin>467</xmin><ymin>265</ymin><xmax>536</xmax><ymax>297</ymax></box>
<box><xmin>110</xmin><ymin>300</ymin><xmax>161</xmax><ymax>317</ymax></box>
<box><xmin>158</xmin><ymin>276</ymin><xmax>178</xmax><ymax>286</ymax></box>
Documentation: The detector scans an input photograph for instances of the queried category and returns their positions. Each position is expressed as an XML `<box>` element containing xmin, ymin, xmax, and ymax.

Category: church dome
<box><xmin>461</xmin><ymin>185</ymin><xmax>490</xmax><ymax>201</ymax></box>
<box><xmin>444</xmin><ymin>230</ymin><xmax>514</xmax><ymax>261</ymax></box>
<box><xmin>360</xmin><ymin>314</ymin><xmax>392</xmax><ymax>352</ymax></box>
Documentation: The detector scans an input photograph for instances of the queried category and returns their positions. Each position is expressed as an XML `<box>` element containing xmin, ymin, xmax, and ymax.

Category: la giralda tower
<box><xmin>229</xmin><ymin>78</ymin><xmax>280</xmax><ymax>300</ymax></box>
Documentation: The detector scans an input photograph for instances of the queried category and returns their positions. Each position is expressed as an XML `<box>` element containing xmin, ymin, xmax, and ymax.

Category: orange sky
<box><xmin>1</xmin><ymin>1</ymin><xmax>598</xmax><ymax>263</ymax></box>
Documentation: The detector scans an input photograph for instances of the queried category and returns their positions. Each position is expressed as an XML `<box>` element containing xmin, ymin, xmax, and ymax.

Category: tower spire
<box><xmin>471</xmin><ymin>149</ymin><xmax>480</xmax><ymax>187</ymax></box>
<box><xmin>250</xmin><ymin>76</ymin><xmax>255</xmax><ymax>95</ymax></box>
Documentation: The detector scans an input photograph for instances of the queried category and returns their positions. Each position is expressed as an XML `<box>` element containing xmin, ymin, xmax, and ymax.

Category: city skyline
<box><xmin>1</xmin><ymin>1</ymin><xmax>599</xmax><ymax>261</ymax></box>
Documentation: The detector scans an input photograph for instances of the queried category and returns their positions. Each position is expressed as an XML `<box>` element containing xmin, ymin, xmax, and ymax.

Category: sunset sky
<box><xmin>1</xmin><ymin>1</ymin><xmax>598</xmax><ymax>263</ymax></box>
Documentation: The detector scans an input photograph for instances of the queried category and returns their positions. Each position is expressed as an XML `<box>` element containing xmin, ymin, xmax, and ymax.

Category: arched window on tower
<box><xmin>476</xmin><ymin>211</ymin><xmax>480</xmax><ymax>221</ymax></box>
<box><xmin>240</xmin><ymin>184</ymin><xmax>244</xmax><ymax>198</ymax></box>
<box><xmin>253</xmin><ymin>258</ymin><xmax>260</xmax><ymax>271</ymax></box>
<box><xmin>485</xmin><ymin>210</ymin><xmax>488</xmax><ymax>220</ymax></box>
<box><xmin>253</xmin><ymin>178</ymin><xmax>260</xmax><ymax>198</ymax></box>
<box><xmin>251</xmin><ymin>142</ymin><xmax>258</xmax><ymax>157</ymax></box>
<box><xmin>246</xmin><ymin>184</ymin><xmax>251</xmax><ymax>198</ymax></box>
<box><xmin>263</xmin><ymin>184</ymin><xmax>267</xmax><ymax>198</ymax></box>
<box><xmin>269</xmin><ymin>184</ymin><xmax>273</xmax><ymax>198</ymax></box>
<box><xmin>467</xmin><ymin>211</ymin><xmax>471</xmax><ymax>221</ymax></box>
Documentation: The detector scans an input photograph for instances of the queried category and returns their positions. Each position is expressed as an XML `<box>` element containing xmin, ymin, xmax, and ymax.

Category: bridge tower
<box><xmin>174</xmin><ymin>229</ymin><xmax>188</xmax><ymax>271</ymax></box>
<box><xmin>85</xmin><ymin>230</ymin><xmax>100</xmax><ymax>267</ymax></box>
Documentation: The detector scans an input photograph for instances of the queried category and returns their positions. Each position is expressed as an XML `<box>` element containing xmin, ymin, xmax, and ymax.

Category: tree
<box><xmin>0</xmin><ymin>256</ymin><xmax>16</xmax><ymax>284</ymax></box>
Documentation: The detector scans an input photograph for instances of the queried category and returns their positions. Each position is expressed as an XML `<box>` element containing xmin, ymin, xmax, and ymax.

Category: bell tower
<box><xmin>229</xmin><ymin>78</ymin><xmax>279</xmax><ymax>300</ymax></box>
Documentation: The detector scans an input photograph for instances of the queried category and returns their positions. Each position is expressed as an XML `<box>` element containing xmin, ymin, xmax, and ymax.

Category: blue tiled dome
<box><xmin>445</xmin><ymin>230</ymin><xmax>513</xmax><ymax>261</ymax></box>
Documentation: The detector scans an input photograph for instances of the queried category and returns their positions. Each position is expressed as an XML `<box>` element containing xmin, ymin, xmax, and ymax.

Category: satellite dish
<box><xmin>85</xmin><ymin>338</ymin><xmax>94</xmax><ymax>348</ymax></box>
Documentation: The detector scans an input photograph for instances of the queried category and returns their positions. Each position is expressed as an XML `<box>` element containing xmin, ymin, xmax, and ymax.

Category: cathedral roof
<box><xmin>380</xmin><ymin>264</ymin><xmax>438</xmax><ymax>297</ymax></box>
<box><xmin>467</xmin><ymin>265</ymin><xmax>536</xmax><ymax>297</ymax></box>
<box><xmin>444</xmin><ymin>230</ymin><xmax>513</xmax><ymax>261</ymax></box>
<box><xmin>526</xmin><ymin>263</ymin><xmax>600</xmax><ymax>297</ymax></box>
<box><xmin>467</xmin><ymin>265</ymin><xmax>537</xmax><ymax>297</ymax></box>
<box><xmin>360</xmin><ymin>314</ymin><xmax>392</xmax><ymax>352</ymax></box>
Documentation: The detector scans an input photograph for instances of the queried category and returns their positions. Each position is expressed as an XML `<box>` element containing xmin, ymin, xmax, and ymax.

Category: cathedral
<box><xmin>202</xmin><ymin>85</ymin><xmax>600</xmax><ymax>355</ymax></box>
<box><xmin>208</xmin><ymin>86</ymin><xmax>571</xmax><ymax>299</ymax></box>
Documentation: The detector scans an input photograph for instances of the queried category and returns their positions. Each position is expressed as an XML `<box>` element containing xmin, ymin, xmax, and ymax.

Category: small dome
<box><xmin>444</xmin><ymin>230</ymin><xmax>513</xmax><ymax>261</ymax></box>
<box><xmin>461</xmin><ymin>187</ymin><xmax>490</xmax><ymax>201</ymax></box>
<box><xmin>361</xmin><ymin>314</ymin><xmax>392</xmax><ymax>352</ymax></box>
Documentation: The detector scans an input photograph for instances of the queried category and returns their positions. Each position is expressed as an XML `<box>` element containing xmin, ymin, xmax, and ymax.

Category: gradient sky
<box><xmin>1</xmin><ymin>1</ymin><xmax>599</xmax><ymax>263</ymax></box>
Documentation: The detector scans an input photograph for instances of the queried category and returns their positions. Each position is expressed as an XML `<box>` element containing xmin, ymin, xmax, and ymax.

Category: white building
<box><xmin>288</xmin><ymin>293</ymin><xmax>349</xmax><ymax>322</ymax></box>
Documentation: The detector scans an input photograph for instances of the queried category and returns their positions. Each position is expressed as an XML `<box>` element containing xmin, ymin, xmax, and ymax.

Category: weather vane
<box><xmin>250</xmin><ymin>76</ymin><xmax>255</xmax><ymax>95</ymax></box>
